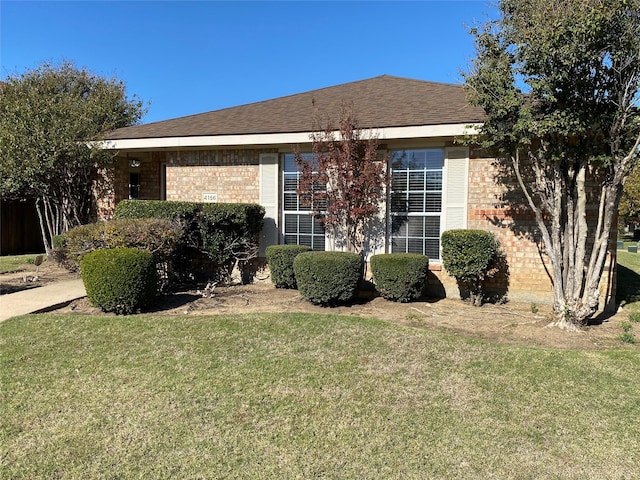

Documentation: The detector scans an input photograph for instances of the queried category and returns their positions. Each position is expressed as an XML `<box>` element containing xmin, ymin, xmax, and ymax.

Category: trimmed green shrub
<box><xmin>199</xmin><ymin>202</ymin><xmax>265</xmax><ymax>274</ymax></box>
<box><xmin>114</xmin><ymin>200</ymin><xmax>265</xmax><ymax>282</ymax></box>
<box><xmin>441</xmin><ymin>229</ymin><xmax>500</xmax><ymax>306</ymax></box>
<box><xmin>293</xmin><ymin>251</ymin><xmax>363</xmax><ymax>305</ymax></box>
<box><xmin>266</xmin><ymin>245</ymin><xmax>312</xmax><ymax>288</ymax></box>
<box><xmin>81</xmin><ymin>247</ymin><xmax>158</xmax><ymax>315</ymax></box>
<box><xmin>370</xmin><ymin>253</ymin><xmax>429</xmax><ymax>302</ymax></box>
<box><xmin>114</xmin><ymin>199</ymin><xmax>198</xmax><ymax>220</ymax></box>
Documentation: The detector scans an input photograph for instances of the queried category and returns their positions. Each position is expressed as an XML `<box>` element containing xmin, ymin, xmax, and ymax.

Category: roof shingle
<box><xmin>106</xmin><ymin>75</ymin><xmax>485</xmax><ymax>140</ymax></box>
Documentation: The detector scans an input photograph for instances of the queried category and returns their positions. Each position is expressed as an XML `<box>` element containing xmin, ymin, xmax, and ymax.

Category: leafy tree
<box><xmin>464</xmin><ymin>0</ymin><xmax>640</xmax><ymax>329</ymax></box>
<box><xmin>0</xmin><ymin>62</ymin><xmax>145</xmax><ymax>252</ymax></box>
<box><xmin>619</xmin><ymin>163</ymin><xmax>640</xmax><ymax>229</ymax></box>
<box><xmin>295</xmin><ymin>106</ymin><xmax>389</xmax><ymax>255</ymax></box>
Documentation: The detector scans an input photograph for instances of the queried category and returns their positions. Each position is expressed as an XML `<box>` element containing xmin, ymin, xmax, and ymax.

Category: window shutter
<box><xmin>443</xmin><ymin>147</ymin><xmax>469</xmax><ymax>232</ymax></box>
<box><xmin>259</xmin><ymin>153</ymin><xmax>280</xmax><ymax>256</ymax></box>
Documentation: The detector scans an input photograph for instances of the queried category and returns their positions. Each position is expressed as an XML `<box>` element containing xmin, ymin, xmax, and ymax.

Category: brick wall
<box><xmin>96</xmin><ymin>153</ymin><xmax>165</xmax><ymax>220</ymax></box>
<box><xmin>165</xmin><ymin>149</ymin><xmax>271</xmax><ymax>203</ymax></box>
<box><xmin>430</xmin><ymin>155</ymin><xmax>614</xmax><ymax>309</ymax></box>
<box><xmin>465</xmin><ymin>156</ymin><xmax>553</xmax><ymax>302</ymax></box>
<box><xmin>97</xmin><ymin>146</ymin><xmax>615</xmax><ymax>310</ymax></box>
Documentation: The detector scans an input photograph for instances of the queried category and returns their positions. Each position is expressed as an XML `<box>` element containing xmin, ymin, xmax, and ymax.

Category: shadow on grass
<box><xmin>616</xmin><ymin>264</ymin><xmax>640</xmax><ymax>306</ymax></box>
<box><xmin>0</xmin><ymin>283</ymin><xmax>40</xmax><ymax>295</ymax></box>
<box><xmin>144</xmin><ymin>293</ymin><xmax>202</xmax><ymax>313</ymax></box>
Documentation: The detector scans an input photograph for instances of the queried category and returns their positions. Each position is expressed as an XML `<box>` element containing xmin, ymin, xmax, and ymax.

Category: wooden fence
<box><xmin>0</xmin><ymin>199</ymin><xmax>44</xmax><ymax>255</ymax></box>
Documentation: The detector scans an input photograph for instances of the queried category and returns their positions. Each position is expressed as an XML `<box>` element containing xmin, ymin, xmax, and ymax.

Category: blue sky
<box><xmin>1</xmin><ymin>1</ymin><xmax>497</xmax><ymax>124</ymax></box>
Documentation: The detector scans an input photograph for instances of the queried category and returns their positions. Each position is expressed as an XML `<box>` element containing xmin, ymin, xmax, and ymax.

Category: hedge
<box><xmin>370</xmin><ymin>253</ymin><xmax>429</xmax><ymax>302</ymax></box>
<box><xmin>114</xmin><ymin>200</ymin><xmax>265</xmax><ymax>282</ymax></box>
<box><xmin>81</xmin><ymin>247</ymin><xmax>158</xmax><ymax>315</ymax></box>
<box><xmin>55</xmin><ymin>218</ymin><xmax>182</xmax><ymax>275</ymax></box>
<box><xmin>441</xmin><ymin>229</ymin><xmax>500</xmax><ymax>306</ymax></box>
<box><xmin>265</xmin><ymin>245</ymin><xmax>312</xmax><ymax>288</ymax></box>
<box><xmin>293</xmin><ymin>251</ymin><xmax>363</xmax><ymax>305</ymax></box>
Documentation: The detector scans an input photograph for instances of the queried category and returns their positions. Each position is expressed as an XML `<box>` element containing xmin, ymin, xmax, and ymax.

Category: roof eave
<box><xmin>101</xmin><ymin>123</ymin><xmax>483</xmax><ymax>151</ymax></box>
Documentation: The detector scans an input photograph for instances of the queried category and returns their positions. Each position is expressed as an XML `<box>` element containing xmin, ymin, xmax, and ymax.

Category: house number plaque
<box><xmin>202</xmin><ymin>192</ymin><xmax>218</xmax><ymax>202</ymax></box>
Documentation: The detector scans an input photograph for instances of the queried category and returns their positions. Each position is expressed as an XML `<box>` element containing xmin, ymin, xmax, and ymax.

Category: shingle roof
<box><xmin>105</xmin><ymin>75</ymin><xmax>485</xmax><ymax>140</ymax></box>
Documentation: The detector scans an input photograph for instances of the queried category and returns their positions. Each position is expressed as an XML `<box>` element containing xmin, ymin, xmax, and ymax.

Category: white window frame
<box><xmin>388</xmin><ymin>148</ymin><xmax>445</xmax><ymax>260</ymax></box>
<box><xmin>281</xmin><ymin>153</ymin><xmax>326</xmax><ymax>251</ymax></box>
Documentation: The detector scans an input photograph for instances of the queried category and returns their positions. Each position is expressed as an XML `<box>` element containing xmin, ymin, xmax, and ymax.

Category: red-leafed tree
<box><xmin>295</xmin><ymin>106</ymin><xmax>389</xmax><ymax>255</ymax></box>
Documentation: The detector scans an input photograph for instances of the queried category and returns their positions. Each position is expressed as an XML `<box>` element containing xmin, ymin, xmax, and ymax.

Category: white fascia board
<box><xmin>100</xmin><ymin>123</ymin><xmax>482</xmax><ymax>150</ymax></box>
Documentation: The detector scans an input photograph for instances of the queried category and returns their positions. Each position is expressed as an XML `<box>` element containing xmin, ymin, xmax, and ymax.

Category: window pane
<box><xmin>298</xmin><ymin>236</ymin><xmax>313</xmax><ymax>247</ymax></box>
<box><xmin>284</xmin><ymin>214</ymin><xmax>298</xmax><ymax>234</ymax></box>
<box><xmin>283</xmin><ymin>174</ymin><xmax>299</xmax><ymax>191</ymax></box>
<box><xmin>426</xmin><ymin>171</ymin><xmax>442</xmax><ymax>191</ymax></box>
<box><xmin>425</xmin><ymin>239</ymin><xmax>440</xmax><ymax>259</ymax></box>
<box><xmin>409</xmin><ymin>171</ymin><xmax>425</xmax><ymax>190</ymax></box>
<box><xmin>407</xmin><ymin>217</ymin><xmax>424</xmax><ymax>237</ymax></box>
<box><xmin>408</xmin><ymin>238</ymin><xmax>423</xmax><ymax>254</ymax></box>
<box><xmin>424</xmin><ymin>149</ymin><xmax>445</xmax><ymax>169</ymax></box>
<box><xmin>299</xmin><ymin>215</ymin><xmax>313</xmax><ymax>234</ymax></box>
<box><xmin>392</xmin><ymin>237</ymin><xmax>406</xmax><ymax>253</ymax></box>
<box><xmin>284</xmin><ymin>193</ymin><xmax>298</xmax><ymax>211</ymax></box>
<box><xmin>284</xmin><ymin>235</ymin><xmax>298</xmax><ymax>245</ymax></box>
<box><xmin>425</xmin><ymin>193</ymin><xmax>442</xmax><ymax>212</ymax></box>
<box><xmin>391</xmin><ymin>171</ymin><xmax>407</xmax><ymax>190</ymax></box>
<box><xmin>283</xmin><ymin>154</ymin><xmax>297</xmax><ymax>171</ymax></box>
<box><xmin>408</xmin><ymin>151</ymin><xmax>427</xmax><ymax>169</ymax></box>
<box><xmin>390</xmin><ymin>194</ymin><xmax>407</xmax><ymax>213</ymax></box>
<box><xmin>408</xmin><ymin>193</ymin><xmax>424</xmax><ymax>212</ymax></box>
<box><xmin>425</xmin><ymin>217</ymin><xmax>440</xmax><ymax>237</ymax></box>
<box><xmin>391</xmin><ymin>151</ymin><xmax>408</xmax><ymax>169</ymax></box>
<box><xmin>391</xmin><ymin>215</ymin><xmax>407</xmax><ymax>235</ymax></box>
<box><xmin>313</xmin><ymin>235</ymin><xmax>325</xmax><ymax>251</ymax></box>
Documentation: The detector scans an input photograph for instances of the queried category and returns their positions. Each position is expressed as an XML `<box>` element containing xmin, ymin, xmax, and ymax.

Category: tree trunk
<box><xmin>35</xmin><ymin>198</ymin><xmax>51</xmax><ymax>255</ymax></box>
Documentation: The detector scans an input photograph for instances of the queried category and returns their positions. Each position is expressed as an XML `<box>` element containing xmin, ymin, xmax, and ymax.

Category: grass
<box><xmin>616</xmin><ymin>246</ymin><xmax>640</xmax><ymax>308</ymax></box>
<box><xmin>0</xmin><ymin>253</ymin><xmax>42</xmax><ymax>273</ymax></box>
<box><xmin>2</xmin><ymin>313</ymin><xmax>640</xmax><ymax>479</ymax></box>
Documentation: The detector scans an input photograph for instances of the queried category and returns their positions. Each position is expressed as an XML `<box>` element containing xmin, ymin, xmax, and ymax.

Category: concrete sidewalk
<box><xmin>0</xmin><ymin>279</ymin><xmax>86</xmax><ymax>323</ymax></box>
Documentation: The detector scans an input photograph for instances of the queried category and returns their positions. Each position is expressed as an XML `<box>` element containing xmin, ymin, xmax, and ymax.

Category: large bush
<box><xmin>54</xmin><ymin>218</ymin><xmax>182</xmax><ymax>286</ymax></box>
<box><xmin>370</xmin><ymin>253</ymin><xmax>429</xmax><ymax>302</ymax></box>
<box><xmin>114</xmin><ymin>200</ymin><xmax>265</xmax><ymax>282</ymax></box>
<box><xmin>441</xmin><ymin>229</ymin><xmax>500</xmax><ymax>306</ymax></box>
<box><xmin>81</xmin><ymin>247</ymin><xmax>158</xmax><ymax>315</ymax></box>
<box><xmin>293</xmin><ymin>251</ymin><xmax>363</xmax><ymax>305</ymax></box>
<box><xmin>265</xmin><ymin>245</ymin><xmax>312</xmax><ymax>289</ymax></box>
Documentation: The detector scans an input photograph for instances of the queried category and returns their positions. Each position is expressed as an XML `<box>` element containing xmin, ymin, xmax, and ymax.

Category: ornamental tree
<box><xmin>295</xmin><ymin>106</ymin><xmax>389</xmax><ymax>255</ymax></box>
<box><xmin>0</xmin><ymin>62</ymin><xmax>145</xmax><ymax>252</ymax></box>
<box><xmin>464</xmin><ymin>0</ymin><xmax>640</xmax><ymax>328</ymax></box>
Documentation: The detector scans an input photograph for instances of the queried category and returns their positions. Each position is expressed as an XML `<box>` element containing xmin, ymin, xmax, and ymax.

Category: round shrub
<box><xmin>265</xmin><ymin>245</ymin><xmax>312</xmax><ymax>288</ymax></box>
<box><xmin>81</xmin><ymin>247</ymin><xmax>158</xmax><ymax>315</ymax></box>
<box><xmin>370</xmin><ymin>253</ymin><xmax>429</xmax><ymax>302</ymax></box>
<box><xmin>293</xmin><ymin>251</ymin><xmax>363</xmax><ymax>306</ymax></box>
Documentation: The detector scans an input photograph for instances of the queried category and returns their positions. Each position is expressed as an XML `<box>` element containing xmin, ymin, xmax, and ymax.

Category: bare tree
<box><xmin>295</xmin><ymin>105</ymin><xmax>389</xmax><ymax>256</ymax></box>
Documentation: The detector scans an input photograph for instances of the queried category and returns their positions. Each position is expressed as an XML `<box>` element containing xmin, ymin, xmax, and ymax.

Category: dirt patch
<box><xmin>51</xmin><ymin>282</ymin><xmax>630</xmax><ymax>352</ymax></box>
<box><xmin>0</xmin><ymin>260</ymin><xmax>79</xmax><ymax>295</ymax></box>
<box><xmin>1</xmin><ymin>259</ymin><xmax>632</xmax><ymax>350</ymax></box>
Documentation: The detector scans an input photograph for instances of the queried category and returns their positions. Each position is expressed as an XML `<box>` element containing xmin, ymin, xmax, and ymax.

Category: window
<box><xmin>282</xmin><ymin>153</ymin><xmax>325</xmax><ymax>250</ymax></box>
<box><xmin>129</xmin><ymin>172</ymin><xmax>141</xmax><ymax>200</ymax></box>
<box><xmin>389</xmin><ymin>149</ymin><xmax>444</xmax><ymax>259</ymax></box>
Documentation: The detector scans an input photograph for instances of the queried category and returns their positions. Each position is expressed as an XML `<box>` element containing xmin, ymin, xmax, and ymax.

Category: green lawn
<box><xmin>0</xmin><ymin>253</ymin><xmax>42</xmax><ymax>273</ymax></box>
<box><xmin>616</xmin><ymin>244</ymin><xmax>640</xmax><ymax>310</ymax></box>
<box><xmin>2</xmin><ymin>313</ymin><xmax>640</xmax><ymax>479</ymax></box>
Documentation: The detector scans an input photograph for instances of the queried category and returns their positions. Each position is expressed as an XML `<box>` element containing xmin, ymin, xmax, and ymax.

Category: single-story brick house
<box><xmin>101</xmin><ymin>75</ymin><xmax>615</xmax><ymax>307</ymax></box>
